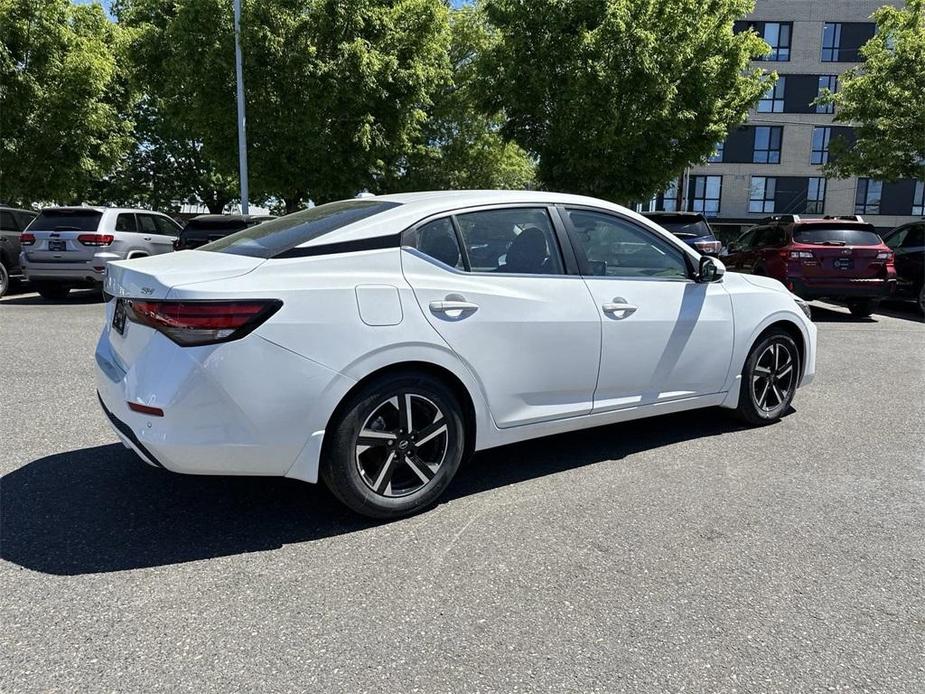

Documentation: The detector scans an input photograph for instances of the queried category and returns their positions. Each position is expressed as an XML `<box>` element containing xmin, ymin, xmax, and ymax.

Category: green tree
<box><xmin>479</xmin><ymin>0</ymin><xmax>772</xmax><ymax>202</ymax></box>
<box><xmin>384</xmin><ymin>5</ymin><xmax>535</xmax><ymax>192</ymax></box>
<box><xmin>822</xmin><ymin>0</ymin><xmax>925</xmax><ymax>182</ymax></box>
<box><xmin>0</xmin><ymin>0</ymin><xmax>133</xmax><ymax>205</ymax></box>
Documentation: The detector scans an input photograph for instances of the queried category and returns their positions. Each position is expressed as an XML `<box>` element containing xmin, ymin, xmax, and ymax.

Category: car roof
<box><xmin>39</xmin><ymin>206</ymin><xmax>171</xmax><ymax>214</ymax></box>
<box><xmin>298</xmin><ymin>190</ymin><xmax>661</xmax><ymax>248</ymax></box>
<box><xmin>641</xmin><ymin>211</ymin><xmax>705</xmax><ymax>219</ymax></box>
<box><xmin>0</xmin><ymin>206</ymin><xmax>36</xmax><ymax>214</ymax></box>
<box><xmin>190</xmin><ymin>214</ymin><xmax>274</xmax><ymax>223</ymax></box>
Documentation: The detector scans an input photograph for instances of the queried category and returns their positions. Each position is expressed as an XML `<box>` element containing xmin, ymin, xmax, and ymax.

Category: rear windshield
<box><xmin>30</xmin><ymin>209</ymin><xmax>102</xmax><ymax>232</ymax></box>
<box><xmin>182</xmin><ymin>219</ymin><xmax>250</xmax><ymax>236</ymax></box>
<box><xmin>793</xmin><ymin>226</ymin><xmax>882</xmax><ymax>246</ymax></box>
<box><xmin>203</xmin><ymin>200</ymin><xmax>401</xmax><ymax>258</ymax></box>
<box><xmin>655</xmin><ymin>218</ymin><xmax>714</xmax><ymax>239</ymax></box>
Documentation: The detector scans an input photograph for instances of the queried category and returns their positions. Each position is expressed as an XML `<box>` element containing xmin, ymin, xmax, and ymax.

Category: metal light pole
<box><xmin>233</xmin><ymin>0</ymin><xmax>249</xmax><ymax>214</ymax></box>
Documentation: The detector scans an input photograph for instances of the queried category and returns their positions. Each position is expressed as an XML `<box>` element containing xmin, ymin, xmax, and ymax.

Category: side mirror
<box><xmin>697</xmin><ymin>255</ymin><xmax>725</xmax><ymax>283</ymax></box>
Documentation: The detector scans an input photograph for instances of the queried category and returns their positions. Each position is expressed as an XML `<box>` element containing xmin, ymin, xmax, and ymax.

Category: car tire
<box><xmin>734</xmin><ymin>329</ymin><xmax>800</xmax><ymax>426</ymax></box>
<box><xmin>0</xmin><ymin>262</ymin><xmax>9</xmax><ymax>298</ymax></box>
<box><xmin>918</xmin><ymin>285</ymin><xmax>925</xmax><ymax>315</ymax></box>
<box><xmin>34</xmin><ymin>282</ymin><xmax>70</xmax><ymax>300</ymax></box>
<box><xmin>321</xmin><ymin>371</ymin><xmax>466</xmax><ymax>519</ymax></box>
<box><xmin>847</xmin><ymin>300</ymin><xmax>874</xmax><ymax>318</ymax></box>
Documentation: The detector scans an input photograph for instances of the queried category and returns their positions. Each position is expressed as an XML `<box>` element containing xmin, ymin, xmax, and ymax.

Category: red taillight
<box><xmin>78</xmin><ymin>234</ymin><xmax>114</xmax><ymax>246</ymax></box>
<box><xmin>693</xmin><ymin>240</ymin><xmax>722</xmax><ymax>255</ymax></box>
<box><xmin>126</xmin><ymin>299</ymin><xmax>282</xmax><ymax>346</ymax></box>
<box><xmin>20</xmin><ymin>232</ymin><xmax>35</xmax><ymax>246</ymax></box>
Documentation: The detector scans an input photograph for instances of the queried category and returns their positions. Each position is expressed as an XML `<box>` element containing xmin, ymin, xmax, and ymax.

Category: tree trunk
<box><xmin>284</xmin><ymin>194</ymin><xmax>306</xmax><ymax>214</ymax></box>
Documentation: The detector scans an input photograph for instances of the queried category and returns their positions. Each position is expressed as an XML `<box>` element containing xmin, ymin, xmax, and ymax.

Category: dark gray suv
<box><xmin>0</xmin><ymin>206</ymin><xmax>38</xmax><ymax>297</ymax></box>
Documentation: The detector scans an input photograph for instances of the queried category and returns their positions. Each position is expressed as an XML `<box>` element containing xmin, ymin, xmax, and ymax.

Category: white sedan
<box><xmin>96</xmin><ymin>191</ymin><xmax>816</xmax><ymax>518</ymax></box>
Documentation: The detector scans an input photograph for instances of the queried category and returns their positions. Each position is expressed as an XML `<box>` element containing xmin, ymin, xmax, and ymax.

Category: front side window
<box><xmin>204</xmin><ymin>199</ymin><xmax>401</xmax><ymax>258</ymax></box>
<box><xmin>811</xmin><ymin>127</ymin><xmax>832</xmax><ymax>165</ymax></box>
<box><xmin>762</xmin><ymin>22</ymin><xmax>792</xmax><ymax>61</ymax></box>
<box><xmin>817</xmin><ymin>75</ymin><xmax>838</xmax><ymax>114</ymax></box>
<box><xmin>154</xmin><ymin>215</ymin><xmax>181</xmax><ymax>237</ymax></box>
<box><xmin>913</xmin><ymin>181</ymin><xmax>925</xmax><ymax>216</ymax></box>
<box><xmin>855</xmin><ymin>179</ymin><xmax>882</xmax><ymax>215</ymax></box>
<box><xmin>414</xmin><ymin>218</ymin><xmax>465</xmax><ymax>270</ymax></box>
<box><xmin>454</xmin><ymin>208</ymin><xmax>563</xmax><ymax>275</ymax></box>
<box><xmin>565</xmin><ymin>209</ymin><xmax>689</xmax><ymax>280</ymax></box>
<box><xmin>689</xmin><ymin>175</ymin><xmax>722</xmax><ymax>214</ymax></box>
<box><xmin>807</xmin><ymin>178</ymin><xmax>827</xmax><ymax>214</ymax></box>
<box><xmin>758</xmin><ymin>77</ymin><xmax>786</xmax><ymax>112</ymax></box>
<box><xmin>753</xmin><ymin>126</ymin><xmax>783</xmax><ymax>163</ymax></box>
<box><xmin>750</xmin><ymin>177</ymin><xmax>776</xmax><ymax>213</ymax></box>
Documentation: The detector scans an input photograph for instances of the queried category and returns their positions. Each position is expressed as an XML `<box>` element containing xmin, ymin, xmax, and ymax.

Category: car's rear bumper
<box><xmin>94</xmin><ymin>316</ymin><xmax>352</xmax><ymax>481</ymax></box>
<box><xmin>789</xmin><ymin>277</ymin><xmax>895</xmax><ymax>301</ymax></box>
<box><xmin>20</xmin><ymin>252</ymin><xmax>118</xmax><ymax>284</ymax></box>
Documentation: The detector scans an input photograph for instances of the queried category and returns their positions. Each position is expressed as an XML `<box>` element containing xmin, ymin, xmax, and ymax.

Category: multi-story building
<box><xmin>642</xmin><ymin>0</ymin><xmax>923</xmax><ymax>237</ymax></box>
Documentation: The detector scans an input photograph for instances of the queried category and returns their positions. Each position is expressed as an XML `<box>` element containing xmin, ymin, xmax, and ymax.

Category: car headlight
<box><xmin>792</xmin><ymin>294</ymin><xmax>812</xmax><ymax>320</ymax></box>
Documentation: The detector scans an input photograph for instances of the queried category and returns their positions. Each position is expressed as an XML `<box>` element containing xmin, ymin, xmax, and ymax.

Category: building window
<box><xmin>690</xmin><ymin>176</ymin><xmax>722</xmax><ymax>214</ymax></box>
<box><xmin>822</xmin><ymin>22</ymin><xmax>875</xmax><ymax>62</ymax></box>
<box><xmin>855</xmin><ymin>178</ymin><xmax>883</xmax><ymax>215</ymax></box>
<box><xmin>760</xmin><ymin>22</ymin><xmax>792</xmax><ymax>61</ymax></box>
<box><xmin>913</xmin><ymin>181</ymin><xmax>924</xmax><ymax>216</ymax></box>
<box><xmin>638</xmin><ymin>180</ymin><xmax>679</xmax><ymax>213</ymax></box>
<box><xmin>708</xmin><ymin>141</ymin><xmax>724</xmax><ymax>163</ymax></box>
<box><xmin>758</xmin><ymin>77</ymin><xmax>785</xmax><ymax>113</ymax></box>
<box><xmin>807</xmin><ymin>178</ymin><xmax>827</xmax><ymax>213</ymax></box>
<box><xmin>749</xmin><ymin>177</ymin><xmax>776</xmax><ymax>213</ymax></box>
<box><xmin>753</xmin><ymin>126</ymin><xmax>783</xmax><ymax>164</ymax></box>
<box><xmin>816</xmin><ymin>75</ymin><xmax>837</xmax><ymax>113</ymax></box>
<box><xmin>811</xmin><ymin>127</ymin><xmax>832</xmax><ymax>165</ymax></box>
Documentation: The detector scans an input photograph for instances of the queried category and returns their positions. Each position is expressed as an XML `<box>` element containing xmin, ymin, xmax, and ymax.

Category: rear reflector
<box><xmin>78</xmin><ymin>234</ymin><xmax>115</xmax><ymax>246</ymax></box>
<box><xmin>126</xmin><ymin>299</ymin><xmax>282</xmax><ymax>346</ymax></box>
<box><xmin>20</xmin><ymin>232</ymin><xmax>35</xmax><ymax>245</ymax></box>
<box><xmin>127</xmin><ymin>402</ymin><xmax>164</xmax><ymax>417</ymax></box>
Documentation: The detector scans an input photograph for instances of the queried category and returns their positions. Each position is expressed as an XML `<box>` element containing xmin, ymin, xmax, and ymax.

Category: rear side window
<box><xmin>0</xmin><ymin>210</ymin><xmax>19</xmax><ymax>230</ymax></box>
<box><xmin>31</xmin><ymin>209</ymin><xmax>102</xmax><ymax>231</ymax></box>
<box><xmin>115</xmin><ymin>214</ymin><xmax>137</xmax><ymax>232</ymax></box>
<box><xmin>137</xmin><ymin>215</ymin><xmax>158</xmax><ymax>233</ymax></box>
<box><xmin>415</xmin><ymin>218</ymin><xmax>465</xmax><ymax>270</ymax></box>
<box><xmin>14</xmin><ymin>211</ymin><xmax>36</xmax><ymax>229</ymax></box>
<box><xmin>203</xmin><ymin>200</ymin><xmax>401</xmax><ymax>258</ymax></box>
<box><xmin>454</xmin><ymin>208</ymin><xmax>563</xmax><ymax>274</ymax></box>
<box><xmin>793</xmin><ymin>226</ymin><xmax>882</xmax><ymax>246</ymax></box>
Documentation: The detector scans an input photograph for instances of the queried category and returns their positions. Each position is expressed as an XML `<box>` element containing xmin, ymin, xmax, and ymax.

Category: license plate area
<box><xmin>112</xmin><ymin>298</ymin><xmax>127</xmax><ymax>335</ymax></box>
<box><xmin>833</xmin><ymin>258</ymin><xmax>854</xmax><ymax>270</ymax></box>
<box><xmin>48</xmin><ymin>240</ymin><xmax>67</xmax><ymax>252</ymax></box>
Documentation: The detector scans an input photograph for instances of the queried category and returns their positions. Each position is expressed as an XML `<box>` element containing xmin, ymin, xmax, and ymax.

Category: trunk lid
<box><xmin>104</xmin><ymin>251</ymin><xmax>266</xmax><ymax>371</ymax></box>
<box><xmin>794</xmin><ymin>244</ymin><xmax>888</xmax><ymax>279</ymax></box>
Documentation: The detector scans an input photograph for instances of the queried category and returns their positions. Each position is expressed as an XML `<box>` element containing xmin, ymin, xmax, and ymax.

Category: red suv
<box><xmin>723</xmin><ymin>215</ymin><xmax>896</xmax><ymax>317</ymax></box>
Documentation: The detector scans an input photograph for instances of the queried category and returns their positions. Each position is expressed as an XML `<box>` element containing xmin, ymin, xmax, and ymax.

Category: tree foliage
<box><xmin>0</xmin><ymin>0</ymin><xmax>133</xmax><ymax>205</ymax></box>
<box><xmin>479</xmin><ymin>0</ymin><xmax>772</xmax><ymax>202</ymax></box>
<box><xmin>384</xmin><ymin>5</ymin><xmax>536</xmax><ymax>192</ymax></box>
<box><xmin>823</xmin><ymin>0</ymin><xmax>925</xmax><ymax>182</ymax></box>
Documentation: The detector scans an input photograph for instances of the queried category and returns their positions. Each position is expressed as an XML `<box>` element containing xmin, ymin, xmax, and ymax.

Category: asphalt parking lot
<box><xmin>1</xmin><ymin>287</ymin><xmax>923</xmax><ymax>693</ymax></box>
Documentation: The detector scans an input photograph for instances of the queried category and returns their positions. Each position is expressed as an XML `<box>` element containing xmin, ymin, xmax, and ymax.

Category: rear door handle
<box><xmin>601</xmin><ymin>298</ymin><xmax>637</xmax><ymax>318</ymax></box>
<box><xmin>429</xmin><ymin>300</ymin><xmax>479</xmax><ymax>314</ymax></box>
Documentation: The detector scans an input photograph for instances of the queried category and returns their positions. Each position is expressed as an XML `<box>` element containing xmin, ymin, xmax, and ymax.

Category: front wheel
<box><xmin>0</xmin><ymin>262</ymin><xmax>9</xmax><ymax>298</ymax></box>
<box><xmin>321</xmin><ymin>372</ymin><xmax>466</xmax><ymax>519</ymax></box>
<box><xmin>848</xmin><ymin>299</ymin><xmax>874</xmax><ymax>318</ymax></box>
<box><xmin>734</xmin><ymin>330</ymin><xmax>800</xmax><ymax>426</ymax></box>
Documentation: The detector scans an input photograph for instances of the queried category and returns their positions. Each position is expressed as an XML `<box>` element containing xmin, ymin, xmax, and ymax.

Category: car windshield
<box><xmin>651</xmin><ymin>217</ymin><xmax>713</xmax><ymax>239</ymax></box>
<box><xmin>793</xmin><ymin>226</ymin><xmax>882</xmax><ymax>246</ymax></box>
<box><xmin>203</xmin><ymin>200</ymin><xmax>400</xmax><ymax>258</ymax></box>
<box><xmin>30</xmin><ymin>209</ymin><xmax>102</xmax><ymax>232</ymax></box>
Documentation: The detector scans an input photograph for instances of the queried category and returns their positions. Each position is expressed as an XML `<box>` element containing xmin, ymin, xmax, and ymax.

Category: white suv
<box><xmin>20</xmin><ymin>207</ymin><xmax>181</xmax><ymax>299</ymax></box>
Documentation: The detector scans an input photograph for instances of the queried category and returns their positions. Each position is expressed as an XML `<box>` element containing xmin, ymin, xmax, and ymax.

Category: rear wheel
<box><xmin>734</xmin><ymin>330</ymin><xmax>800</xmax><ymax>426</ymax></box>
<box><xmin>34</xmin><ymin>282</ymin><xmax>70</xmax><ymax>300</ymax></box>
<box><xmin>321</xmin><ymin>372</ymin><xmax>466</xmax><ymax>519</ymax></box>
<box><xmin>918</xmin><ymin>285</ymin><xmax>925</xmax><ymax>314</ymax></box>
<box><xmin>847</xmin><ymin>299</ymin><xmax>874</xmax><ymax>318</ymax></box>
<box><xmin>0</xmin><ymin>262</ymin><xmax>9</xmax><ymax>298</ymax></box>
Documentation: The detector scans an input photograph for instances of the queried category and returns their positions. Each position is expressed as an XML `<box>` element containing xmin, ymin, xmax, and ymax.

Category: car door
<box><xmin>723</xmin><ymin>227</ymin><xmax>759</xmax><ymax>271</ymax></box>
<box><xmin>401</xmin><ymin>206</ymin><xmax>602</xmax><ymax>428</ymax></box>
<box><xmin>153</xmin><ymin>214</ymin><xmax>182</xmax><ymax>252</ymax></box>
<box><xmin>136</xmin><ymin>213</ymin><xmax>175</xmax><ymax>255</ymax></box>
<box><xmin>560</xmin><ymin>206</ymin><xmax>734</xmax><ymax>412</ymax></box>
<box><xmin>886</xmin><ymin>223</ymin><xmax>924</xmax><ymax>292</ymax></box>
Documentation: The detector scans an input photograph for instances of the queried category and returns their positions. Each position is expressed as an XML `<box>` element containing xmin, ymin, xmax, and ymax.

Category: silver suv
<box><xmin>20</xmin><ymin>207</ymin><xmax>181</xmax><ymax>299</ymax></box>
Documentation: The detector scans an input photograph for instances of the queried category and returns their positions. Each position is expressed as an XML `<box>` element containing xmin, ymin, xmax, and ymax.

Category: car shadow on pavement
<box><xmin>1</xmin><ymin>408</ymin><xmax>751</xmax><ymax>576</ymax></box>
<box><xmin>810</xmin><ymin>301</ymin><xmax>924</xmax><ymax>324</ymax></box>
<box><xmin>0</xmin><ymin>289</ymin><xmax>105</xmax><ymax>306</ymax></box>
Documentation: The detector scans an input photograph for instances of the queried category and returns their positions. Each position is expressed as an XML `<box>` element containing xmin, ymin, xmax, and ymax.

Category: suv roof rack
<box><xmin>759</xmin><ymin>214</ymin><xmax>801</xmax><ymax>225</ymax></box>
<box><xmin>822</xmin><ymin>214</ymin><xmax>866</xmax><ymax>223</ymax></box>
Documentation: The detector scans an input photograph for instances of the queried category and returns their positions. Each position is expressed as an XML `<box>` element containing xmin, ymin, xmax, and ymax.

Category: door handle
<box><xmin>429</xmin><ymin>300</ymin><xmax>479</xmax><ymax>314</ymax></box>
<box><xmin>143</xmin><ymin>237</ymin><xmax>152</xmax><ymax>241</ymax></box>
<box><xmin>601</xmin><ymin>297</ymin><xmax>637</xmax><ymax>318</ymax></box>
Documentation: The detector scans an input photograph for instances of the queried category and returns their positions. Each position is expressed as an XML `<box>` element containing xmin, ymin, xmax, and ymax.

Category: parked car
<box><xmin>174</xmin><ymin>214</ymin><xmax>276</xmax><ymax>251</ymax></box>
<box><xmin>723</xmin><ymin>215</ymin><xmax>895</xmax><ymax>317</ymax></box>
<box><xmin>19</xmin><ymin>207</ymin><xmax>181</xmax><ymax>299</ymax></box>
<box><xmin>880</xmin><ymin>220</ymin><xmax>924</xmax><ymax>313</ymax></box>
<box><xmin>0</xmin><ymin>206</ymin><xmax>37</xmax><ymax>297</ymax></box>
<box><xmin>641</xmin><ymin>211</ymin><xmax>722</xmax><ymax>255</ymax></box>
<box><xmin>96</xmin><ymin>191</ymin><xmax>816</xmax><ymax>519</ymax></box>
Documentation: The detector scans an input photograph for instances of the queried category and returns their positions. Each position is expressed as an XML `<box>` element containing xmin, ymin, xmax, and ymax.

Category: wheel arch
<box><xmin>125</xmin><ymin>251</ymin><xmax>149</xmax><ymax>260</ymax></box>
<box><xmin>755</xmin><ymin>319</ymin><xmax>806</xmax><ymax>377</ymax></box>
